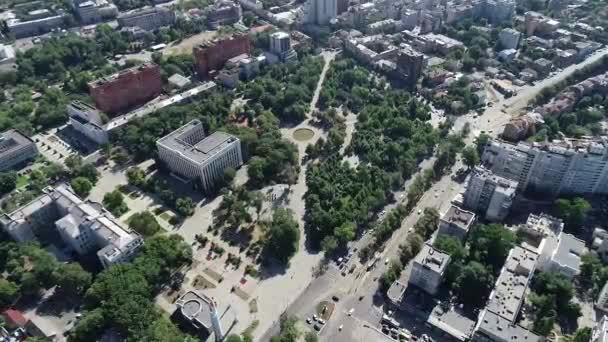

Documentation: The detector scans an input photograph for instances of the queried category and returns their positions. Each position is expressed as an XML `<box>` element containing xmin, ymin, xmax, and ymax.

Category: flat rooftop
<box><xmin>88</xmin><ymin>62</ymin><xmax>157</xmax><ymax>87</ymax></box>
<box><xmin>0</xmin><ymin>130</ymin><xmax>34</xmax><ymax>157</ymax></box>
<box><xmin>157</xmin><ymin>120</ymin><xmax>239</xmax><ymax>165</ymax></box>
<box><xmin>485</xmin><ymin>246</ymin><xmax>538</xmax><ymax>322</ymax></box>
<box><xmin>427</xmin><ymin>305</ymin><xmax>476</xmax><ymax>341</ymax></box>
<box><xmin>552</xmin><ymin>233</ymin><xmax>585</xmax><ymax>272</ymax></box>
<box><xmin>440</xmin><ymin>205</ymin><xmax>475</xmax><ymax>231</ymax></box>
<box><xmin>414</xmin><ymin>243</ymin><xmax>450</xmax><ymax>274</ymax></box>
<box><xmin>471</xmin><ymin>166</ymin><xmax>518</xmax><ymax>193</ymax></box>
<box><xmin>476</xmin><ymin>309</ymin><xmax>541</xmax><ymax>342</ymax></box>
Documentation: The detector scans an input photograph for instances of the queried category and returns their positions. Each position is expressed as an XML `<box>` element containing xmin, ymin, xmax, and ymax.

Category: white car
<box><xmin>313</xmin><ymin>314</ymin><xmax>318</xmax><ymax>321</ymax></box>
<box><xmin>384</xmin><ymin>258</ymin><xmax>390</xmax><ymax>265</ymax></box>
<box><xmin>348</xmin><ymin>308</ymin><xmax>354</xmax><ymax>316</ymax></box>
<box><xmin>339</xmin><ymin>324</ymin><xmax>343</xmax><ymax>331</ymax></box>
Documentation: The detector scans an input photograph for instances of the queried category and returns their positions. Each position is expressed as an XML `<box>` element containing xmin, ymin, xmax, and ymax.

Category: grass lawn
<box><xmin>16</xmin><ymin>175</ymin><xmax>28</xmax><ymax>188</ymax></box>
<box><xmin>159</xmin><ymin>211</ymin><xmax>173</xmax><ymax>222</ymax></box>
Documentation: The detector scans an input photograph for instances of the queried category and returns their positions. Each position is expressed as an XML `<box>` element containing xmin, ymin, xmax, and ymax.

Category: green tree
<box><xmin>553</xmin><ymin>197</ymin><xmax>591</xmax><ymax>232</ymax></box>
<box><xmin>567</xmin><ymin>327</ymin><xmax>592</xmax><ymax>342</ymax></box>
<box><xmin>103</xmin><ymin>190</ymin><xmax>128</xmax><ymax>217</ymax></box>
<box><xmin>0</xmin><ymin>279</ymin><xmax>19</xmax><ymax>308</ymax></box>
<box><xmin>321</xmin><ymin>235</ymin><xmax>338</xmax><ymax>255</ymax></box>
<box><xmin>126</xmin><ymin>167</ymin><xmax>146</xmax><ymax>187</ymax></box>
<box><xmin>474</xmin><ymin>133</ymin><xmax>490</xmax><ymax>156</ymax></box>
<box><xmin>305</xmin><ymin>331</ymin><xmax>319</xmax><ymax>342</ymax></box>
<box><xmin>266</xmin><ymin>208</ymin><xmax>300</xmax><ymax>265</ymax></box>
<box><xmin>468</xmin><ymin>224</ymin><xmax>515</xmax><ymax>273</ymax></box>
<box><xmin>68</xmin><ymin>308</ymin><xmax>107</xmax><ymax>342</ymax></box>
<box><xmin>54</xmin><ymin>263</ymin><xmax>92</xmax><ymax>296</ymax></box>
<box><xmin>225</xmin><ymin>335</ymin><xmax>242</xmax><ymax>342</ymax></box>
<box><xmin>334</xmin><ymin>222</ymin><xmax>356</xmax><ymax>244</ymax></box>
<box><xmin>462</xmin><ymin>146</ymin><xmax>480</xmax><ymax>169</ymax></box>
<box><xmin>71</xmin><ymin>177</ymin><xmax>93</xmax><ymax>198</ymax></box>
<box><xmin>0</xmin><ymin>171</ymin><xmax>17</xmax><ymax>194</ymax></box>
<box><xmin>453</xmin><ymin>261</ymin><xmax>494</xmax><ymax>309</ymax></box>
<box><xmin>128</xmin><ymin>211</ymin><xmax>162</xmax><ymax>237</ymax></box>
<box><xmin>175</xmin><ymin>197</ymin><xmax>195</xmax><ymax>217</ymax></box>
<box><xmin>413</xmin><ymin>208</ymin><xmax>440</xmax><ymax>238</ymax></box>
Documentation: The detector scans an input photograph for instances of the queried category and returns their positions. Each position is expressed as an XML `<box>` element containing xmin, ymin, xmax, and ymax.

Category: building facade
<box><xmin>463</xmin><ymin>166</ymin><xmax>518</xmax><ymax>222</ymax></box>
<box><xmin>75</xmin><ymin>0</ymin><xmax>118</xmax><ymax>24</ymax></box>
<box><xmin>482</xmin><ymin>138</ymin><xmax>608</xmax><ymax>197</ymax></box>
<box><xmin>117</xmin><ymin>7</ymin><xmax>176</xmax><ymax>31</ymax></box>
<box><xmin>157</xmin><ymin>120</ymin><xmax>243</xmax><ymax>192</ymax></box>
<box><xmin>88</xmin><ymin>62</ymin><xmax>163</xmax><ymax>114</ymax></box>
<box><xmin>409</xmin><ymin>243</ymin><xmax>450</xmax><ymax>295</ymax></box>
<box><xmin>592</xmin><ymin>315</ymin><xmax>608</xmax><ymax>342</ymax></box>
<box><xmin>7</xmin><ymin>14</ymin><xmax>67</xmax><ymax>38</ymax></box>
<box><xmin>207</xmin><ymin>0</ymin><xmax>242</xmax><ymax>29</ymax></box>
<box><xmin>397</xmin><ymin>46</ymin><xmax>424</xmax><ymax>89</ymax></box>
<box><xmin>0</xmin><ymin>184</ymin><xmax>143</xmax><ymax>268</ymax></box>
<box><xmin>0</xmin><ymin>130</ymin><xmax>38</xmax><ymax>172</ymax></box>
<box><xmin>193</xmin><ymin>34</ymin><xmax>251</xmax><ymax>77</ymax></box>
<box><xmin>67</xmin><ymin>101</ymin><xmax>109</xmax><ymax>144</ymax></box>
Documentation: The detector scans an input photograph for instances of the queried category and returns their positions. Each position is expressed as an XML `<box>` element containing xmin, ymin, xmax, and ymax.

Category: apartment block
<box><xmin>463</xmin><ymin>166</ymin><xmax>518</xmax><ymax>222</ymax></box>
<box><xmin>482</xmin><ymin>138</ymin><xmax>608</xmax><ymax>197</ymax></box>
<box><xmin>303</xmin><ymin>0</ymin><xmax>337</xmax><ymax>25</ymax></box>
<box><xmin>396</xmin><ymin>46</ymin><xmax>424</xmax><ymax>89</ymax></box>
<box><xmin>193</xmin><ymin>34</ymin><xmax>251</xmax><ymax>77</ymax></box>
<box><xmin>118</xmin><ymin>7</ymin><xmax>175</xmax><ymax>31</ymax></box>
<box><xmin>0</xmin><ymin>130</ymin><xmax>38</xmax><ymax>172</ymax></box>
<box><xmin>0</xmin><ymin>184</ymin><xmax>143</xmax><ymax>268</ymax></box>
<box><xmin>207</xmin><ymin>0</ymin><xmax>242</xmax><ymax>29</ymax></box>
<box><xmin>437</xmin><ymin>205</ymin><xmax>476</xmax><ymax>241</ymax></box>
<box><xmin>67</xmin><ymin>101</ymin><xmax>109</xmax><ymax>144</ymax></box>
<box><xmin>544</xmin><ymin>232</ymin><xmax>585</xmax><ymax>279</ymax></box>
<box><xmin>88</xmin><ymin>62</ymin><xmax>163</xmax><ymax>114</ymax></box>
<box><xmin>409</xmin><ymin>243</ymin><xmax>450</xmax><ymax>295</ymax></box>
<box><xmin>157</xmin><ymin>120</ymin><xmax>243</xmax><ymax>192</ymax></box>
<box><xmin>472</xmin><ymin>246</ymin><xmax>540</xmax><ymax>342</ymax></box>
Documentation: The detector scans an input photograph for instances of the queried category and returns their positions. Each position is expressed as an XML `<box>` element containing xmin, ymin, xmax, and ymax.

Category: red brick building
<box><xmin>88</xmin><ymin>62</ymin><xmax>163</xmax><ymax>114</ymax></box>
<box><xmin>194</xmin><ymin>34</ymin><xmax>251</xmax><ymax>78</ymax></box>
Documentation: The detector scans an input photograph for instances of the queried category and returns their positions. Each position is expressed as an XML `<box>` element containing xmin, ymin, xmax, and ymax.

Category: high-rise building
<box><xmin>0</xmin><ymin>184</ymin><xmax>143</xmax><ymax>268</ymax></box>
<box><xmin>117</xmin><ymin>7</ymin><xmax>176</xmax><ymax>31</ymax></box>
<box><xmin>303</xmin><ymin>0</ymin><xmax>337</xmax><ymax>25</ymax></box>
<box><xmin>409</xmin><ymin>243</ymin><xmax>450</xmax><ymax>295</ymax></box>
<box><xmin>596</xmin><ymin>282</ymin><xmax>608</xmax><ymax>313</ymax></box>
<box><xmin>193</xmin><ymin>34</ymin><xmax>251</xmax><ymax>77</ymax></box>
<box><xmin>482</xmin><ymin>138</ymin><xmax>608</xmax><ymax>197</ymax></box>
<box><xmin>0</xmin><ymin>130</ymin><xmax>38</xmax><ymax>172</ymax></box>
<box><xmin>270</xmin><ymin>31</ymin><xmax>297</xmax><ymax>62</ymax></box>
<box><xmin>207</xmin><ymin>0</ymin><xmax>242</xmax><ymax>29</ymax></box>
<box><xmin>88</xmin><ymin>62</ymin><xmax>163</xmax><ymax>114</ymax></box>
<box><xmin>157</xmin><ymin>120</ymin><xmax>243</xmax><ymax>192</ymax></box>
<box><xmin>397</xmin><ymin>45</ymin><xmax>424</xmax><ymax>89</ymax></box>
<box><xmin>463</xmin><ymin>166</ymin><xmax>518</xmax><ymax>222</ymax></box>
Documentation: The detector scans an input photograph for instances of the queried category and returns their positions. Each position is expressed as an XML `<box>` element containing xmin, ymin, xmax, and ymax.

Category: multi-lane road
<box><xmin>259</xmin><ymin>47</ymin><xmax>608</xmax><ymax>341</ymax></box>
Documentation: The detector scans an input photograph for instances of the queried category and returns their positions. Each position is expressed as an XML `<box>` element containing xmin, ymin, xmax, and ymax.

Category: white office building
<box><xmin>67</xmin><ymin>101</ymin><xmax>109</xmax><ymax>145</ymax></box>
<box><xmin>0</xmin><ymin>184</ymin><xmax>143</xmax><ymax>268</ymax></box>
<box><xmin>463</xmin><ymin>166</ymin><xmax>518</xmax><ymax>222</ymax></box>
<box><xmin>303</xmin><ymin>0</ymin><xmax>337</xmax><ymax>25</ymax></box>
<box><xmin>157</xmin><ymin>120</ymin><xmax>243</xmax><ymax>192</ymax></box>
<box><xmin>593</xmin><ymin>315</ymin><xmax>608</xmax><ymax>342</ymax></box>
<box><xmin>482</xmin><ymin>137</ymin><xmax>608</xmax><ymax>197</ymax></box>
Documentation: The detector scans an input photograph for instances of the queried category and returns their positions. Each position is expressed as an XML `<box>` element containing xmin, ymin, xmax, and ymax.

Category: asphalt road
<box><xmin>258</xmin><ymin>47</ymin><xmax>608</xmax><ymax>341</ymax></box>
